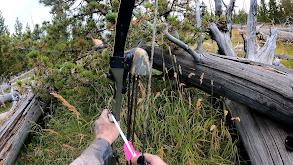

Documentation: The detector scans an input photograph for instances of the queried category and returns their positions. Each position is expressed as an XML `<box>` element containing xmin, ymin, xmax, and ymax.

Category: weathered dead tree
<box><xmin>0</xmin><ymin>93</ymin><xmax>44</xmax><ymax>165</ymax></box>
<box><xmin>0</xmin><ymin>87</ymin><xmax>19</xmax><ymax>106</ymax></box>
<box><xmin>209</xmin><ymin>0</ymin><xmax>236</xmax><ymax>56</ymax></box>
<box><xmin>0</xmin><ymin>94</ymin><xmax>13</xmax><ymax>105</ymax></box>
<box><xmin>201</xmin><ymin>0</ymin><xmax>293</xmax><ymax>164</ymax></box>
<box><xmin>258</xmin><ymin>28</ymin><xmax>293</xmax><ymax>43</ymax></box>
<box><xmin>246</xmin><ymin>0</ymin><xmax>257</xmax><ymax>61</ymax></box>
<box><xmin>142</xmin><ymin>46</ymin><xmax>293</xmax><ymax>125</ymax></box>
<box><xmin>225</xmin><ymin>100</ymin><xmax>293</xmax><ymax>165</ymax></box>
<box><xmin>275</xmin><ymin>54</ymin><xmax>293</xmax><ymax>60</ymax></box>
<box><xmin>278</xmin><ymin>28</ymin><xmax>293</xmax><ymax>33</ymax></box>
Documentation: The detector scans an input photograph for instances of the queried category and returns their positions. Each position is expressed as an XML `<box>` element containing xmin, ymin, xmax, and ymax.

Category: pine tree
<box><xmin>0</xmin><ymin>11</ymin><xmax>7</xmax><ymax>36</ymax></box>
<box><xmin>258</xmin><ymin>0</ymin><xmax>268</xmax><ymax>23</ymax></box>
<box><xmin>14</xmin><ymin>17</ymin><xmax>23</xmax><ymax>37</ymax></box>
<box><xmin>268</xmin><ymin>0</ymin><xmax>282</xmax><ymax>24</ymax></box>
<box><xmin>280</xmin><ymin>0</ymin><xmax>293</xmax><ymax>18</ymax></box>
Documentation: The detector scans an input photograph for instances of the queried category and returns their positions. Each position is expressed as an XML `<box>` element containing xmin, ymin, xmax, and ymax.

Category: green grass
<box><xmin>17</xmin><ymin>70</ymin><xmax>241</xmax><ymax>164</ymax></box>
<box><xmin>0</xmin><ymin>101</ymin><xmax>13</xmax><ymax>114</ymax></box>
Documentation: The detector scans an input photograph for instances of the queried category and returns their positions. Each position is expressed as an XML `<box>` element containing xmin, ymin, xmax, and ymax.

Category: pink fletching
<box><xmin>123</xmin><ymin>141</ymin><xmax>140</xmax><ymax>161</ymax></box>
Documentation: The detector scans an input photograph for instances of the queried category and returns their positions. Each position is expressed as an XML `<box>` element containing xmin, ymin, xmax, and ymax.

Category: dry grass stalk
<box><xmin>50</xmin><ymin>93</ymin><xmax>80</xmax><ymax>120</ymax></box>
<box><xmin>179</xmin><ymin>83</ymin><xmax>185</xmax><ymax>88</ymax></box>
<box><xmin>231</xmin><ymin>117</ymin><xmax>240</xmax><ymax>122</ymax></box>
<box><xmin>196</xmin><ymin>98</ymin><xmax>202</xmax><ymax>113</ymax></box>
<box><xmin>210</xmin><ymin>125</ymin><xmax>216</xmax><ymax>131</ymax></box>
<box><xmin>173</xmin><ymin>72</ymin><xmax>177</xmax><ymax>78</ymax></box>
<box><xmin>188</xmin><ymin>73</ymin><xmax>195</xmax><ymax>78</ymax></box>
<box><xmin>78</xmin><ymin>135</ymin><xmax>84</xmax><ymax>149</ymax></box>
<box><xmin>173</xmin><ymin>55</ymin><xmax>177</xmax><ymax>63</ymax></box>
<box><xmin>138</xmin><ymin>82</ymin><xmax>146</xmax><ymax>99</ymax></box>
<box><xmin>178</xmin><ymin>65</ymin><xmax>182</xmax><ymax>75</ymax></box>
<box><xmin>188</xmin><ymin>96</ymin><xmax>192</xmax><ymax>109</ymax></box>
<box><xmin>159</xmin><ymin>146</ymin><xmax>165</xmax><ymax>159</ymax></box>
<box><xmin>43</xmin><ymin>129</ymin><xmax>62</xmax><ymax>137</ymax></box>
<box><xmin>224</xmin><ymin>110</ymin><xmax>228</xmax><ymax>117</ymax></box>
<box><xmin>200</xmin><ymin>73</ymin><xmax>204</xmax><ymax>85</ymax></box>
<box><xmin>62</xmin><ymin>144</ymin><xmax>75</xmax><ymax>150</ymax></box>
<box><xmin>0</xmin><ymin>99</ymin><xmax>6</xmax><ymax>108</ymax></box>
<box><xmin>153</xmin><ymin>92</ymin><xmax>161</xmax><ymax>102</ymax></box>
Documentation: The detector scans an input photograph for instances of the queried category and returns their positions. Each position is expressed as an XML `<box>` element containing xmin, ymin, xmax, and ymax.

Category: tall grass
<box><xmin>17</xmin><ymin>67</ymin><xmax>241</xmax><ymax>164</ymax></box>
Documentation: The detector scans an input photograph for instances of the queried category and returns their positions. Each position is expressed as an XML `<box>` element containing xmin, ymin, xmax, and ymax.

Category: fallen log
<box><xmin>278</xmin><ymin>28</ymin><xmax>293</xmax><ymax>33</ymax></box>
<box><xmin>0</xmin><ymin>93</ymin><xmax>44</xmax><ymax>165</ymax></box>
<box><xmin>207</xmin><ymin>2</ymin><xmax>293</xmax><ymax>164</ymax></box>
<box><xmin>225</xmin><ymin>99</ymin><xmax>293</xmax><ymax>165</ymax></box>
<box><xmin>0</xmin><ymin>94</ymin><xmax>13</xmax><ymax>105</ymax></box>
<box><xmin>258</xmin><ymin>28</ymin><xmax>293</xmax><ymax>43</ymax></box>
<box><xmin>275</xmin><ymin>54</ymin><xmax>293</xmax><ymax>60</ymax></box>
<box><xmin>142</xmin><ymin>46</ymin><xmax>293</xmax><ymax>126</ymax></box>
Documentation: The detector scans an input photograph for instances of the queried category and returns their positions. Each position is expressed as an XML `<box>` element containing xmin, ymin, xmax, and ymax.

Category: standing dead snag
<box><xmin>209</xmin><ymin>0</ymin><xmax>236</xmax><ymax>56</ymax></box>
<box><xmin>214</xmin><ymin>0</ymin><xmax>222</xmax><ymax>17</ymax></box>
<box><xmin>255</xmin><ymin>29</ymin><xmax>277</xmax><ymax>64</ymax></box>
<box><xmin>246</xmin><ymin>0</ymin><xmax>257</xmax><ymax>61</ymax></box>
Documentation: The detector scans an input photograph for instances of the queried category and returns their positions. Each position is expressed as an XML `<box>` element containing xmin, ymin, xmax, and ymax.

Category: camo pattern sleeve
<box><xmin>70</xmin><ymin>138</ymin><xmax>112</xmax><ymax>165</ymax></box>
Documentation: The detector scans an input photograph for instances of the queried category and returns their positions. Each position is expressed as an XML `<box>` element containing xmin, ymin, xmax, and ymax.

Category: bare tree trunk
<box><xmin>196</xmin><ymin>0</ymin><xmax>202</xmax><ymax>50</ymax></box>
<box><xmin>209</xmin><ymin>0</ymin><xmax>236</xmax><ymax>56</ymax></box>
<box><xmin>246</xmin><ymin>0</ymin><xmax>257</xmax><ymax>60</ymax></box>
<box><xmin>209</xmin><ymin>23</ymin><xmax>236</xmax><ymax>56</ymax></box>
<box><xmin>256</xmin><ymin>29</ymin><xmax>277</xmax><ymax>64</ymax></box>
<box><xmin>0</xmin><ymin>93</ymin><xmax>13</xmax><ymax>105</ymax></box>
<box><xmin>214</xmin><ymin>0</ymin><xmax>222</xmax><ymax>17</ymax></box>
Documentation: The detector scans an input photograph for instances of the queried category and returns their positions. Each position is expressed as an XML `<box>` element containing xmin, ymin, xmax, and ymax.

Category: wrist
<box><xmin>96</xmin><ymin>134</ymin><xmax>114</xmax><ymax>144</ymax></box>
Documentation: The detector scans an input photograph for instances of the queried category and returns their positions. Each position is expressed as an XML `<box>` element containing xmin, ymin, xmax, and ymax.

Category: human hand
<box><xmin>130</xmin><ymin>154</ymin><xmax>167</xmax><ymax>165</ymax></box>
<box><xmin>94</xmin><ymin>109</ymin><xmax>119</xmax><ymax>144</ymax></box>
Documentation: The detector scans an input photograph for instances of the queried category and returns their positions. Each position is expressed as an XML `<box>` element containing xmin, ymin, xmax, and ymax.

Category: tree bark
<box><xmin>255</xmin><ymin>29</ymin><xmax>277</xmax><ymax>64</ymax></box>
<box><xmin>214</xmin><ymin>0</ymin><xmax>222</xmax><ymax>17</ymax></box>
<box><xmin>209</xmin><ymin>23</ymin><xmax>236</xmax><ymax>56</ymax></box>
<box><xmin>246</xmin><ymin>0</ymin><xmax>257</xmax><ymax>60</ymax></box>
<box><xmin>0</xmin><ymin>93</ymin><xmax>14</xmax><ymax>105</ymax></box>
<box><xmin>142</xmin><ymin>46</ymin><xmax>293</xmax><ymax>126</ymax></box>
<box><xmin>225</xmin><ymin>99</ymin><xmax>293</xmax><ymax>165</ymax></box>
<box><xmin>209</xmin><ymin>0</ymin><xmax>236</xmax><ymax>56</ymax></box>
<box><xmin>258</xmin><ymin>28</ymin><xmax>293</xmax><ymax>43</ymax></box>
<box><xmin>0</xmin><ymin>93</ymin><xmax>44</xmax><ymax>165</ymax></box>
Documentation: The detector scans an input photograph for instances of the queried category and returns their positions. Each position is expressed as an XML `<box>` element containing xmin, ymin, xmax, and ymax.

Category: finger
<box><xmin>142</xmin><ymin>153</ymin><xmax>165</xmax><ymax>164</ymax></box>
<box><xmin>130</xmin><ymin>155</ymin><xmax>140</xmax><ymax>165</ymax></box>
<box><xmin>98</xmin><ymin>109</ymin><xmax>110</xmax><ymax>120</ymax></box>
<box><xmin>101</xmin><ymin>109</ymin><xmax>109</xmax><ymax>117</ymax></box>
